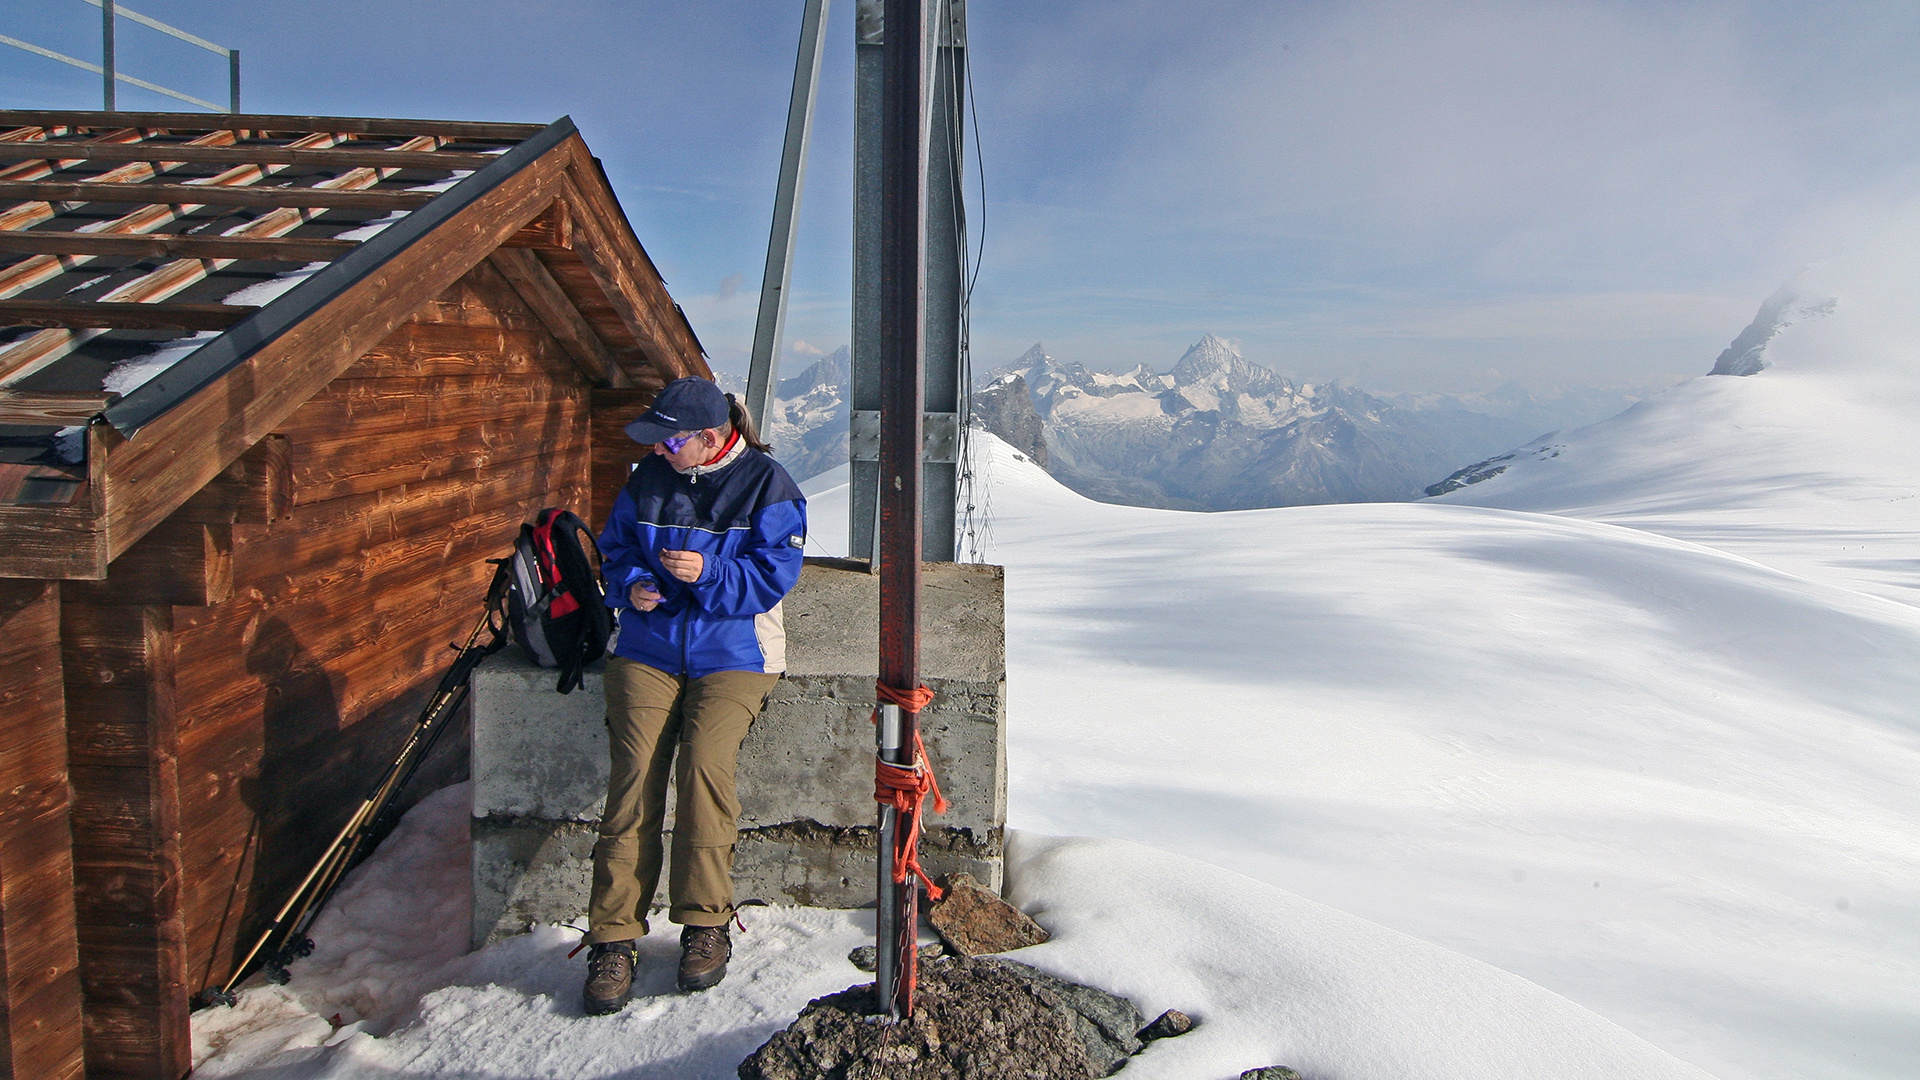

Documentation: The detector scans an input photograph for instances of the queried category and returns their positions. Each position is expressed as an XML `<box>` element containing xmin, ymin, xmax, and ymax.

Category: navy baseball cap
<box><xmin>624</xmin><ymin>377</ymin><xmax>730</xmax><ymax>444</ymax></box>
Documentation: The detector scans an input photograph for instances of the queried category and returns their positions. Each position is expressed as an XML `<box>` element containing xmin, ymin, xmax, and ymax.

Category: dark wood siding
<box><xmin>0</xmin><ymin>580</ymin><xmax>85</xmax><ymax>1080</ymax></box>
<box><xmin>174</xmin><ymin>258</ymin><xmax>593</xmax><ymax>1004</ymax></box>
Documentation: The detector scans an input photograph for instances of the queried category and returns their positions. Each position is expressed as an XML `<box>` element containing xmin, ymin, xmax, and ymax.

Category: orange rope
<box><xmin>873</xmin><ymin>681</ymin><xmax>949</xmax><ymax>900</ymax></box>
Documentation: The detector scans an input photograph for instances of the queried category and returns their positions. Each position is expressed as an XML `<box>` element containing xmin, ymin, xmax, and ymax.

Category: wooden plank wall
<box><xmin>0</xmin><ymin>581</ymin><xmax>85</xmax><ymax>1080</ymax></box>
<box><xmin>174</xmin><ymin>258</ymin><xmax>594</xmax><ymax>1011</ymax></box>
<box><xmin>60</xmin><ymin>602</ymin><xmax>187</xmax><ymax>1080</ymax></box>
<box><xmin>589</xmin><ymin>388</ymin><xmax>657</xmax><ymax>533</ymax></box>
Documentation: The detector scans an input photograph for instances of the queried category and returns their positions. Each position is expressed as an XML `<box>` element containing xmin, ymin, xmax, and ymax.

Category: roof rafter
<box><xmin>0</xmin><ymin>181</ymin><xmax>437</xmax><ymax>211</ymax></box>
<box><xmin>0</xmin><ymin>134</ymin><xmax>440</xmax><ymax>385</ymax></box>
<box><xmin>0</xmin><ymin>142</ymin><xmax>498</xmax><ymax>171</ymax></box>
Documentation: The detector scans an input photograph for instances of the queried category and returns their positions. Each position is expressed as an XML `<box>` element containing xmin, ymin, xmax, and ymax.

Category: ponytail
<box><xmin>726</xmin><ymin>393</ymin><xmax>774</xmax><ymax>453</ymax></box>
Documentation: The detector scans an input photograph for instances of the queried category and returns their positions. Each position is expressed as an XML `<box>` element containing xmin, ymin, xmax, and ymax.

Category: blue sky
<box><xmin>6</xmin><ymin>1</ymin><xmax>1919</xmax><ymax>392</ymax></box>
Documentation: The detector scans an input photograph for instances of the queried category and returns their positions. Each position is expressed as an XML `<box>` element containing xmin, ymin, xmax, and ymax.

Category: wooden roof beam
<box><xmin>0</xmin><ymin>130</ymin><xmax>241</xmax><ymax>231</ymax></box>
<box><xmin>0</xmin><ymin>180</ymin><xmax>437</xmax><ymax>211</ymax></box>
<box><xmin>0</xmin><ymin>127</ymin><xmax>146</xmax><ymax>183</ymax></box>
<box><xmin>94</xmin><ymin>133</ymin><xmax>574</xmax><ymax>565</ymax></box>
<box><xmin>0</xmin><ymin>135</ymin><xmax>437</xmax><ymax>385</ymax></box>
<box><xmin>63</xmin><ymin>517</ymin><xmax>231</xmax><ymax>606</ymax></box>
<box><xmin>488</xmin><ymin>247</ymin><xmax>623</xmax><ymax>387</ymax></box>
<box><xmin>0</xmin><ymin>424</ymin><xmax>108</xmax><ymax>578</ymax></box>
<box><xmin>0</xmin><ymin>391</ymin><xmax>118</xmax><ymax>425</ymax></box>
<box><xmin>0</xmin><ymin>111</ymin><xmax>546</xmax><ymax>142</ymax></box>
<box><xmin>501</xmin><ymin>198</ymin><xmax>570</xmax><ymax>251</ymax></box>
<box><xmin>0</xmin><ymin>129</ymin><xmax>320</xmax><ymax>302</ymax></box>
<box><xmin>551</xmin><ymin>145</ymin><xmax>707</xmax><ymax>382</ymax></box>
<box><xmin>0</xmin><ymin>300</ymin><xmax>253</xmax><ymax>332</ymax></box>
<box><xmin>0</xmin><ymin>143</ymin><xmax>498</xmax><ymax>171</ymax></box>
<box><xmin>0</xmin><ymin>232</ymin><xmax>354</xmax><ymax>262</ymax></box>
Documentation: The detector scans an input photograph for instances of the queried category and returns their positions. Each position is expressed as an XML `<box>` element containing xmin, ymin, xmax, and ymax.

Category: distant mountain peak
<box><xmin>1710</xmin><ymin>283</ymin><xmax>1837</xmax><ymax>377</ymax></box>
<box><xmin>1012</xmin><ymin>342</ymin><xmax>1052</xmax><ymax>369</ymax></box>
<box><xmin>1169</xmin><ymin>333</ymin><xmax>1290</xmax><ymax>397</ymax></box>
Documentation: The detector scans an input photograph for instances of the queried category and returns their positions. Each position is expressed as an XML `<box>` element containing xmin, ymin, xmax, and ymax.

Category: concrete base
<box><xmin>472</xmin><ymin>558</ymin><xmax>1006</xmax><ymax>948</ymax></box>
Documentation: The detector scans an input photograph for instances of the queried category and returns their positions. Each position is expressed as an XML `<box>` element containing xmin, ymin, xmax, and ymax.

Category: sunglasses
<box><xmin>662</xmin><ymin>432</ymin><xmax>701</xmax><ymax>453</ymax></box>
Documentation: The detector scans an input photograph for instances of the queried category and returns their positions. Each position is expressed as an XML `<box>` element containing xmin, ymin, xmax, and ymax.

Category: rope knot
<box><xmin>872</xmin><ymin>681</ymin><xmax>948</xmax><ymax>900</ymax></box>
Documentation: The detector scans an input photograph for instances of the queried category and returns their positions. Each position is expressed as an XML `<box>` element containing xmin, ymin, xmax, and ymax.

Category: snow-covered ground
<box><xmin>194</xmin><ymin>240</ymin><xmax>1920</xmax><ymax>1079</ymax></box>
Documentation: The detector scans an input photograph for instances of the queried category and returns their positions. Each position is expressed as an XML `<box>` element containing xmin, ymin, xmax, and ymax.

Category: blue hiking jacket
<box><xmin>598</xmin><ymin>441</ymin><xmax>806</xmax><ymax>678</ymax></box>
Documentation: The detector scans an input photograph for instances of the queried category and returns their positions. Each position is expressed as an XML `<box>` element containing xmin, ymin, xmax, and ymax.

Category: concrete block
<box><xmin>471</xmin><ymin>559</ymin><xmax>1006</xmax><ymax>948</ymax></box>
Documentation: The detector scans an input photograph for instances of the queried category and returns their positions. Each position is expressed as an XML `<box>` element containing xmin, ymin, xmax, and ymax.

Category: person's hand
<box><xmin>629</xmin><ymin>579</ymin><xmax>663</xmax><ymax>611</ymax></box>
<box><xmin>660</xmin><ymin>549</ymin><xmax>704</xmax><ymax>583</ymax></box>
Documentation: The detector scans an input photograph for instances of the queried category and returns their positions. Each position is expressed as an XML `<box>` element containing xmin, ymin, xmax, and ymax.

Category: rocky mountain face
<box><xmin>761</xmin><ymin>336</ymin><xmax>1653</xmax><ymax>508</ymax></box>
<box><xmin>992</xmin><ymin>336</ymin><xmax>1547</xmax><ymax>510</ymax></box>
<box><xmin>971</xmin><ymin>373</ymin><xmax>1048</xmax><ymax>468</ymax></box>
<box><xmin>763</xmin><ymin>347</ymin><xmax>850</xmax><ymax>483</ymax></box>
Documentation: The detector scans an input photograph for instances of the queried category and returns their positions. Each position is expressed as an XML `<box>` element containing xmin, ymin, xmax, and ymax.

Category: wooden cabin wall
<box><xmin>43</xmin><ymin>258</ymin><xmax>593</xmax><ymax>1077</ymax></box>
<box><xmin>176</xmin><ymin>258</ymin><xmax>595</xmax><ymax>993</ymax></box>
<box><xmin>0</xmin><ymin>581</ymin><xmax>85</xmax><ymax>1080</ymax></box>
<box><xmin>59</xmin><ymin>601</ymin><xmax>188</xmax><ymax>1080</ymax></box>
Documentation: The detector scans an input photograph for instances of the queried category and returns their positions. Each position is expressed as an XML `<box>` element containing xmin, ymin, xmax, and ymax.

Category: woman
<box><xmin>581</xmin><ymin>376</ymin><xmax>806</xmax><ymax>1014</ymax></box>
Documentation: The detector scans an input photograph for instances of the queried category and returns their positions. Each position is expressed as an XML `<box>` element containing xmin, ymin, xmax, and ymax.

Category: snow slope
<box><xmin>806</xmin><ymin>433</ymin><xmax>1920</xmax><ymax>1080</ymax></box>
<box><xmin>1433</xmin><ymin>246</ymin><xmax>1920</xmax><ymax>605</ymax></box>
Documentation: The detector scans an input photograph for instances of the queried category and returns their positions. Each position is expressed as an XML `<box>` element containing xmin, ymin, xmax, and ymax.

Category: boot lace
<box><xmin>683</xmin><ymin>926</ymin><xmax>728</xmax><ymax>961</ymax></box>
<box><xmin>587</xmin><ymin>942</ymin><xmax>634</xmax><ymax>980</ymax></box>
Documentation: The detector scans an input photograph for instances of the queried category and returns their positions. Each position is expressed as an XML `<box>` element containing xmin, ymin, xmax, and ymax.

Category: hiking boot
<box><xmin>582</xmin><ymin>940</ymin><xmax>636</xmax><ymax>1015</ymax></box>
<box><xmin>677</xmin><ymin>924</ymin><xmax>731</xmax><ymax>992</ymax></box>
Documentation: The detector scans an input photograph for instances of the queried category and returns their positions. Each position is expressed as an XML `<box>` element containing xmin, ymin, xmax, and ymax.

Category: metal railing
<box><xmin>2</xmin><ymin>0</ymin><xmax>239</xmax><ymax>113</ymax></box>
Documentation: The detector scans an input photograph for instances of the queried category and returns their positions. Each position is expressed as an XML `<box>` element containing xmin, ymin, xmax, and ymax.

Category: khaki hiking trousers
<box><xmin>586</xmin><ymin>658</ymin><xmax>780</xmax><ymax>944</ymax></box>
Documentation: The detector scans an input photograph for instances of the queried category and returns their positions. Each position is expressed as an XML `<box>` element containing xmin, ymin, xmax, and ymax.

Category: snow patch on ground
<box><xmin>192</xmin><ymin>784</ymin><xmax>1715</xmax><ymax>1080</ymax></box>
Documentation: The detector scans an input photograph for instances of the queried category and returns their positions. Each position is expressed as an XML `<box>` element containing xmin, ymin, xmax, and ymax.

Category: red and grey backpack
<box><xmin>502</xmin><ymin>508</ymin><xmax>612</xmax><ymax>694</ymax></box>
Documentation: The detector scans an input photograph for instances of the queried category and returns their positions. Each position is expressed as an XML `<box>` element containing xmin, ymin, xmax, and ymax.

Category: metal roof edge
<box><xmin>103</xmin><ymin>115</ymin><xmax>579</xmax><ymax>438</ymax></box>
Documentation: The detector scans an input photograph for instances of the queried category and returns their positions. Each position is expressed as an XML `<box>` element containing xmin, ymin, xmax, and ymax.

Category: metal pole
<box><xmin>875</xmin><ymin>0</ymin><xmax>929</xmax><ymax>1021</ymax></box>
<box><xmin>922</xmin><ymin>1</ymin><xmax>965</xmax><ymax>559</ymax></box>
<box><xmin>744</xmin><ymin>0</ymin><xmax>831</xmax><ymax>430</ymax></box>
<box><xmin>850</xmin><ymin>4</ymin><xmax>884</xmax><ymax>566</ymax></box>
<box><xmin>102</xmin><ymin>0</ymin><xmax>115</xmax><ymax>111</ymax></box>
<box><xmin>852</xmin><ymin>0</ymin><xmax>964</xmax><ymax>566</ymax></box>
<box><xmin>229</xmin><ymin>49</ymin><xmax>240</xmax><ymax>113</ymax></box>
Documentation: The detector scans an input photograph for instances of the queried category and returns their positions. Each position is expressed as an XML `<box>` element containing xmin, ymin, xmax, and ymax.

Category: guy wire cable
<box><xmin>955</xmin><ymin>8</ymin><xmax>995</xmax><ymax>562</ymax></box>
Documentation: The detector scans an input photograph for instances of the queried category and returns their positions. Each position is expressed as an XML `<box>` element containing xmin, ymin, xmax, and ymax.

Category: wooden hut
<box><xmin>0</xmin><ymin>111</ymin><xmax>706</xmax><ymax>1079</ymax></box>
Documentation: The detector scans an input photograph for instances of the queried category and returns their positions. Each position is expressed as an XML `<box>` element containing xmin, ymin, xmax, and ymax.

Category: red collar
<box><xmin>698</xmin><ymin>429</ymin><xmax>741</xmax><ymax>467</ymax></box>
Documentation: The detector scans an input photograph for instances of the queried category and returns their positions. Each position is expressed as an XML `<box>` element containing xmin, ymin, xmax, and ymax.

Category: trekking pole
<box><xmin>264</xmin><ymin>573</ymin><xmax>510</xmax><ymax>978</ymax></box>
<box><xmin>277</xmin><ymin>612</ymin><xmax>503</xmax><ymax>959</ymax></box>
<box><xmin>198</xmin><ymin>569</ymin><xmax>510</xmax><ymax>1007</ymax></box>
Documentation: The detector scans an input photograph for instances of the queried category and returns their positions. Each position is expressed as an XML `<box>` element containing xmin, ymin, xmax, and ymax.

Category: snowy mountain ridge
<box><xmin>989</xmin><ymin>336</ymin><xmax>1590</xmax><ymax>509</ymax></box>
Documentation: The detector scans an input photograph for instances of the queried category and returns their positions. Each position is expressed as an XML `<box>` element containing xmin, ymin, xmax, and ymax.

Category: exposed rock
<box><xmin>765</xmin><ymin>348</ymin><xmax>851</xmax><ymax>483</ymax></box>
<box><xmin>1710</xmin><ymin>283</ymin><xmax>1836</xmax><ymax>377</ymax></box>
<box><xmin>994</xmin><ymin>338</ymin><xmax>1492</xmax><ymax>510</ymax></box>
<box><xmin>982</xmin><ymin>958</ymin><xmax>1143</xmax><ymax>1075</ymax></box>
<box><xmin>1239</xmin><ymin>1068</ymin><xmax>1302</xmax><ymax>1080</ymax></box>
<box><xmin>738</xmin><ymin>956</ymin><xmax>1097</xmax><ymax>1079</ymax></box>
<box><xmin>847</xmin><ymin>943</ymin><xmax>947</xmax><ymax>973</ymax></box>
<box><xmin>1424</xmin><ymin>451</ymin><xmax>1516</xmax><ymax>496</ymax></box>
<box><xmin>928</xmin><ymin>872</ymin><xmax>1051</xmax><ymax>957</ymax></box>
<box><xmin>1137</xmin><ymin>1009</ymin><xmax>1194</xmax><ymax>1042</ymax></box>
<box><xmin>972</xmin><ymin>372</ymin><xmax>1048</xmax><ymax>468</ymax></box>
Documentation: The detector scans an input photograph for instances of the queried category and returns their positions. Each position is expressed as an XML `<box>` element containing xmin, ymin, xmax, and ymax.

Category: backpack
<box><xmin>503</xmin><ymin>508</ymin><xmax>612</xmax><ymax>694</ymax></box>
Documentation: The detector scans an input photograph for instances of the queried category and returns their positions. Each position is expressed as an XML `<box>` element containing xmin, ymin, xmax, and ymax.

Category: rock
<box><xmin>972</xmin><ymin>372</ymin><xmax>1048</xmax><ymax>469</ymax></box>
<box><xmin>738</xmin><ymin>955</ymin><xmax>1098</xmax><ymax>1079</ymax></box>
<box><xmin>927</xmin><ymin>872</ymin><xmax>1051</xmax><ymax>957</ymax></box>
<box><xmin>847</xmin><ymin>943</ymin><xmax>947</xmax><ymax>973</ymax></box>
<box><xmin>1138</xmin><ymin>1009</ymin><xmax>1194</xmax><ymax>1041</ymax></box>
<box><xmin>980</xmin><ymin>958</ymin><xmax>1144</xmax><ymax>1076</ymax></box>
<box><xmin>1240</xmin><ymin>1068</ymin><xmax>1302</xmax><ymax>1080</ymax></box>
